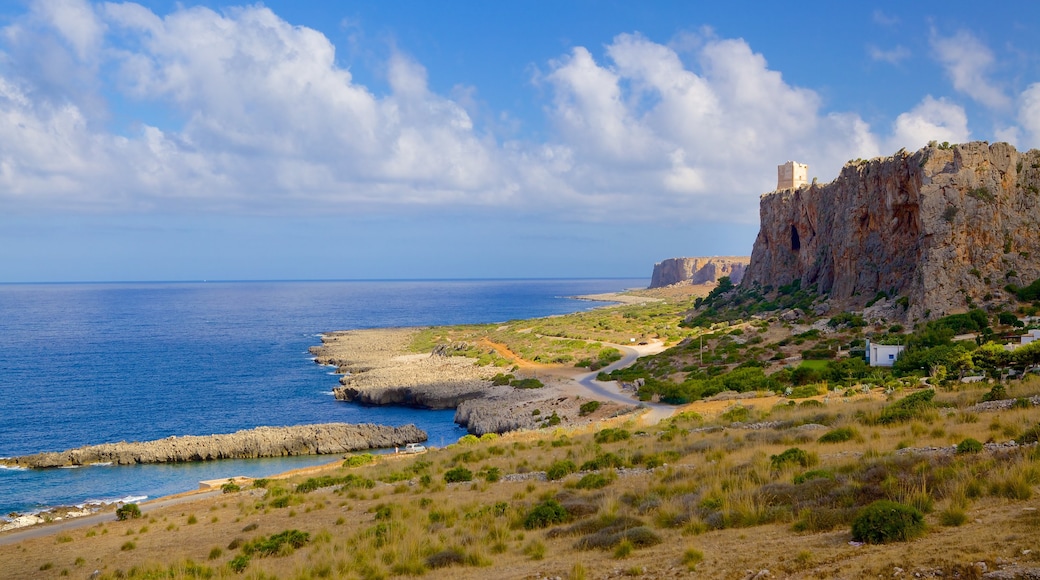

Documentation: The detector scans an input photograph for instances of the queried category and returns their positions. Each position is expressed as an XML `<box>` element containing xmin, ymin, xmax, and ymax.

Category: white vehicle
<box><xmin>403</xmin><ymin>443</ymin><xmax>427</xmax><ymax>453</ymax></box>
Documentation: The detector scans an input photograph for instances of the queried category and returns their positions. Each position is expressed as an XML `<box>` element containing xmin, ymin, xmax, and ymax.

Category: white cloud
<box><xmin>931</xmin><ymin>29</ymin><xmax>1009</xmax><ymax>110</ymax></box>
<box><xmin>3</xmin><ymin>1</ymin><xmax>1027</xmax><ymax>226</ymax></box>
<box><xmin>1017</xmin><ymin>83</ymin><xmax>1040</xmax><ymax>148</ymax></box>
<box><xmin>868</xmin><ymin>45</ymin><xmax>910</xmax><ymax>65</ymax></box>
<box><xmin>888</xmin><ymin>96</ymin><xmax>970</xmax><ymax>151</ymax></box>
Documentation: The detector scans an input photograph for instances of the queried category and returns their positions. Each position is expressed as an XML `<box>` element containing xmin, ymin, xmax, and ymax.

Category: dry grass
<box><xmin>4</xmin><ymin>379</ymin><xmax>1040</xmax><ymax>579</ymax></box>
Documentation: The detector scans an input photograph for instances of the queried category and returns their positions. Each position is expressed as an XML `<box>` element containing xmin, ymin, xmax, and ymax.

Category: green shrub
<box><xmin>444</xmin><ymin>466</ymin><xmax>473</xmax><ymax>483</ymax></box>
<box><xmin>770</xmin><ymin>447</ymin><xmax>815</xmax><ymax>470</ymax></box>
<box><xmin>720</xmin><ymin>405</ymin><xmax>751</xmax><ymax>423</ymax></box>
<box><xmin>220</xmin><ymin>480</ymin><xmax>241</xmax><ymax>494</ymax></box>
<box><xmin>982</xmin><ymin>384</ymin><xmax>1008</xmax><ymax>402</ymax></box>
<box><xmin>818</xmin><ymin>427</ymin><xmax>856</xmax><ymax>444</ymax></box>
<box><xmin>546</xmin><ymin>411</ymin><xmax>561</xmax><ymax>426</ymax></box>
<box><xmin>242</xmin><ymin>529</ymin><xmax>309</xmax><ymax>557</ymax></box>
<box><xmin>789</xmin><ymin>384</ymin><xmax>822</xmax><ymax>399</ymax></box>
<box><xmin>877</xmin><ymin>389</ymin><xmax>935</xmax><ymax>424</ymax></box>
<box><xmin>524</xmin><ymin>500</ymin><xmax>570</xmax><ymax>529</ymax></box>
<box><xmin>116</xmin><ymin>504</ymin><xmax>142</xmax><ymax>521</ymax></box>
<box><xmin>594</xmin><ymin>428</ymin><xmax>631</xmax><ymax>444</ymax></box>
<box><xmin>955</xmin><ymin>438</ymin><xmax>984</xmax><ymax>454</ymax></box>
<box><xmin>343</xmin><ymin>453</ymin><xmax>375</xmax><ymax>468</ymax></box>
<box><xmin>1016</xmin><ymin>424</ymin><xmax>1040</xmax><ymax>445</ymax></box>
<box><xmin>491</xmin><ymin>373</ymin><xmax>515</xmax><ymax>386</ymax></box>
<box><xmin>793</xmin><ymin>469</ymin><xmax>834</xmax><ymax>484</ymax></box>
<box><xmin>850</xmin><ymin>500</ymin><xmax>925</xmax><ymax>544</ymax></box>
<box><xmin>575</xmin><ymin>472</ymin><xmax>614</xmax><ymax>489</ymax></box>
<box><xmin>546</xmin><ymin>460</ymin><xmax>578</xmax><ymax>481</ymax></box>
<box><xmin>511</xmin><ymin>378</ymin><xmax>545</xmax><ymax>389</ymax></box>
<box><xmin>480</xmin><ymin>466</ymin><xmax>501</xmax><ymax>482</ymax></box>
<box><xmin>579</xmin><ymin>400</ymin><xmax>602</xmax><ymax>416</ymax></box>
<box><xmin>229</xmin><ymin>554</ymin><xmax>250</xmax><ymax>573</ymax></box>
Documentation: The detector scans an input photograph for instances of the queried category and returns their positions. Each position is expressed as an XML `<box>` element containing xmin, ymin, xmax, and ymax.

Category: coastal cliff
<box><xmin>649</xmin><ymin>257</ymin><xmax>749</xmax><ymax>288</ymax></box>
<box><xmin>743</xmin><ymin>142</ymin><xmax>1040</xmax><ymax>321</ymax></box>
<box><xmin>1</xmin><ymin>423</ymin><xmax>426</xmax><ymax>469</ymax></box>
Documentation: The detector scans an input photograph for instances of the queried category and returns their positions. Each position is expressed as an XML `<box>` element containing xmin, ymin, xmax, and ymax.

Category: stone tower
<box><xmin>777</xmin><ymin>161</ymin><xmax>808</xmax><ymax>190</ymax></box>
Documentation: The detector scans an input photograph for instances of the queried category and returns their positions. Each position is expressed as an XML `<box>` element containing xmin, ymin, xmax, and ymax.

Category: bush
<box><xmin>877</xmin><ymin>389</ymin><xmax>935</xmax><ymax>424</ymax></box>
<box><xmin>575</xmin><ymin>473</ymin><xmax>614</xmax><ymax>489</ymax></box>
<box><xmin>982</xmin><ymin>384</ymin><xmax>1008</xmax><ymax>402</ymax></box>
<box><xmin>444</xmin><ymin>467</ymin><xmax>473</xmax><ymax>483</ymax></box>
<box><xmin>229</xmin><ymin>555</ymin><xmax>250</xmax><ymax>573</ymax></box>
<box><xmin>116</xmin><ymin>504</ymin><xmax>142</xmax><ymax>521</ymax></box>
<box><xmin>343</xmin><ymin>453</ymin><xmax>375</xmax><ymax>468</ymax></box>
<box><xmin>524</xmin><ymin>500</ymin><xmax>570</xmax><ymax>529</ymax></box>
<box><xmin>221</xmin><ymin>480</ymin><xmax>241</xmax><ymax>494</ymax></box>
<box><xmin>594</xmin><ymin>428</ymin><xmax>631</xmax><ymax>444</ymax></box>
<box><xmin>818</xmin><ymin>427</ymin><xmax>856</xmax><ymax>444</ymax></box>
<box><xmin>956</xmin><ymin>438</ymin><xmax>984</xmax><ymax>454</ymax></box>
<box><xmin>243</xmin><ymin>530</ymin><xmax>310</xmax><ymax>557</ymax></box>
<box><xmin>1016</xmin><ymin>424</ymin><xmax>1040</xmax><ymax>445</ymax></box>
<box><xmin>770</xmin><ymin>447</ymin><xmax>815</xmax><ymax>470</ymax></box>
<box><xmin>511</xmin><ymin>378</ymin><xmax>544</xmax><ymax>389</ymax></box>
<box><xmin>579</xmin><ymin>400</ymin><xmax>602</xmax><ymax>416</ymax></box>
<box><xmin>850</xmin><ymin>500</ymin><xmax>925</xmax><ymax>544</ymax></box>
<box><xmin>546</xmin><ymin>460</ymin><xmax>577</xmax><ymax>481</ymax></box>
<box><xmin>491</xmin><ymin>373</ymin><xmax>515</xmax><ymax>386</ymax></box>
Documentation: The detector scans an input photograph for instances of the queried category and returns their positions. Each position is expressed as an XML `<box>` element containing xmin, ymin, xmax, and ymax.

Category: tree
<box><xmin>973</xmin><ymin>342</ymin><xmax>1012</xmax><ymax>378</ymax></box>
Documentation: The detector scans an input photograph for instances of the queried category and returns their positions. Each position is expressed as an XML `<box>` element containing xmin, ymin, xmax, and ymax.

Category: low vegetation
<box><xmin>6</xmin><ymin>283</ymin><xmax>1040</xmax><ymax>578</ymax></box>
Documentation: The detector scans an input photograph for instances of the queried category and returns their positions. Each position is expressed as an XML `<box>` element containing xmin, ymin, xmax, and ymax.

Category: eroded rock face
<box><xmin>649</xmin><ymin>257</ymin><xmax>750</xmax><ymax>288</ymax></box>
<box><xmin>2</xmin><ymin>423</ymin><xmax>426</xmax><ymax>468</ymax></box>
<box><xmin>744</xmin><ymin>142</ymin><xmax>1040</xmax><ymax>321</ymax></box>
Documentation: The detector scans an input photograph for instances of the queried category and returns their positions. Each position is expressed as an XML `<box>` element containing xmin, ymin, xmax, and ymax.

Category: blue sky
<box><xmin>2</xmin><ymin>1</ymin><xmax>1039</xmax><ymax>282</ymax></box>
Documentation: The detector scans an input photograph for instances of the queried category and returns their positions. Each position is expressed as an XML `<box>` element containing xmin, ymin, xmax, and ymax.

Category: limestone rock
<box><xmin>649</xmin><ymin>256</ymin><xmax>750</xmax><ymax>289</ymax></box>
<box><xmin>744</xmin><ymin>142</ymin><xmax>1040</xmax><ymax>321</ymax></box>
<box><xmin>2</xmin><ymin>423</ymin><xmax>426</xmax><ymax>468</ymax></box>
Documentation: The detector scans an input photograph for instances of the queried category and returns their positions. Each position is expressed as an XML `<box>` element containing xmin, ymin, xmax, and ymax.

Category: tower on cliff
<box><xmin>777</xmin><ymin>161</ymin><xmax>808</xmax><ymax>190</ymax></box>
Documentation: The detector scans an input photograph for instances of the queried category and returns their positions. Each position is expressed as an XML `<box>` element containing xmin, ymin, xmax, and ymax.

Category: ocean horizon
<box><xmin>0</xmin><ymin>278</ymin><xmax>644</xmax><ymax>517</ymax></box>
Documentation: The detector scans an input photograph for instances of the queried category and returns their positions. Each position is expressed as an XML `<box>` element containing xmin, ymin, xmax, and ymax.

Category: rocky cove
<box><xmin>310</xmin><ymin>328</ymin><xmax>639</xmax><ymax>436</ymax></box>
<box><xmin>0</xmin><ymin>423</ymin><xmax>426</xmax><ymax>469</ymax></box>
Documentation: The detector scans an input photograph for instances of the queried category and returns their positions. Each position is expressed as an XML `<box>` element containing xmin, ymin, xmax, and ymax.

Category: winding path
<box><xmin>574</xmin><ymin>344</ymin><xmax>676</xmax><ymax>424</ymax></box>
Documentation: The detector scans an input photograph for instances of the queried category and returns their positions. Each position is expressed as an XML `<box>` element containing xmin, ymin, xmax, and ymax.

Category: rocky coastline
<box><xmin>311</xmin><ymin>328</ymin><xmax>638</xmax><ymax>435</ymax></box>
<box><xmin>1</xmin><ymin>423</ymin><xmax>426</xmax><ymax>469</ymax></box>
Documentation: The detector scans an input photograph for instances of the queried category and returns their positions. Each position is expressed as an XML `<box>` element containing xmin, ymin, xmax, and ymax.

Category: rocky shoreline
<box><xmin>311</xmin><ymin>328</ymin><xmax>639</xmax><ymax>435</ymax></box>
<box><xmin>1</xmin><ymin>423</ymin><xmax>426</xmax><ymax>469</ymax></box>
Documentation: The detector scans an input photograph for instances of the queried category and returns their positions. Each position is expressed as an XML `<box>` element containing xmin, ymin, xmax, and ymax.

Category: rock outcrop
<box><xmin>744</xmin><ymin>142</ymin><xmax>1040</xmax><ymax>321</ymax></box>
<box><xmin>311</xmin><ymin>329</ymin><xmax>500</xmax><ymax>409</ymax></box>
<box><xmin>649</xmin><ymin>257</ymin><xmax>750</xmax><ymax>289</ymax></box>
<box><xmin>1</xmin><ymin>423</ymin><xmax>426</xmax><ymax>468</ymax></box>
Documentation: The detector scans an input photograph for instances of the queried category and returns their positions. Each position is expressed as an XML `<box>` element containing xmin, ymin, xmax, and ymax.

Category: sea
<box><xmin>0</xmin><ymin>279</ymin><xmax>643</xmax><ymax>519</ymax></box>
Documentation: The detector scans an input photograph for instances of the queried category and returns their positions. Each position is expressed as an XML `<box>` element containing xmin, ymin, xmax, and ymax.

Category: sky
<box><xmin>2</xmin><ymin>1</ymin><xmax>1040</xmax><ymax>282</ymax></box>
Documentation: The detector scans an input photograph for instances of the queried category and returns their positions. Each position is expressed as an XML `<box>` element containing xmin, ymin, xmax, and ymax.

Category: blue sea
<box><xmin>0</xmin><ymin>279</ymin><xmax>642</xmax><ymax>518</ymax></box>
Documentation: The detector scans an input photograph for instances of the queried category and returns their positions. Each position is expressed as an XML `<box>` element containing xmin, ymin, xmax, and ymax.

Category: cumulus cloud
<box><xmin>888</xmin><ymin>96</ymin><xmax>970</xmax><ymax>151</ymax></box>
<box><xmin>930</xmin><ymin>29</ymin><xmax>1009</xmax><ymax>110</ymax></box>
<box><xmin>1017</xmin><ymin>83</ymin><xmax>1040</xmax><ymax>148</ymax></box>
<box><xmin>1</xmin><ymin>1</ymin><xmax>1020</xmax><ymax>225</ymax></box>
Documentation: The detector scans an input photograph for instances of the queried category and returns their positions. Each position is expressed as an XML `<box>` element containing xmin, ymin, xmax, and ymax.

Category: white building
<box><xmin>866</xmin><ymin>340</ymin><xmax>906</xmax><ymax>367</ymax></box>
<box><xmin>1021</xmin><ymin>329</ymin><xmax>1040</xmax><ymax>345</ymax></box>
<box><xmin>777</xmin><ymin>161</ymin><xmax>809</xmax><ymax>190</ymax></box>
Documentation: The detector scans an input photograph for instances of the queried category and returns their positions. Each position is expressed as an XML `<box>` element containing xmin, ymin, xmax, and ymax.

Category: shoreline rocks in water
<box><xmin>312</xmin><ymin>328</ymin><xmax>501</xmax><ymax>409</ymax></box>
<box><xmin>1</xmin><ymin>423</ymin><xmax>426</xmax><ymax>469</ymax></box>
<box><xmin>311</xmin><ymin>328</ymin><xmax>639</xmax><ymax>436</ymax></box>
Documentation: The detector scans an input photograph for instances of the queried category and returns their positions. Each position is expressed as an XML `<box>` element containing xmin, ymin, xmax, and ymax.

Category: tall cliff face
<box><xmin>650</xmin><ymin>256</ymin><xmax>750</xmax><ymax>288</ymax></box>
<box><xmin>744</xmin><ymin>142</ymin><xmax>1040</xmax><ymax>321</ymax></box>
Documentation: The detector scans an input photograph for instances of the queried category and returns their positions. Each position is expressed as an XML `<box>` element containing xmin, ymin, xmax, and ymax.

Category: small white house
<box><xmin>866</xmin><ymin>339</ymin><xmax>906</xmax><ymax>367</ymax></box>
<box><xmin>1021</xmin><ymin>329</ymin><xmax>1040</xmax><ymax>345</ymax></box>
